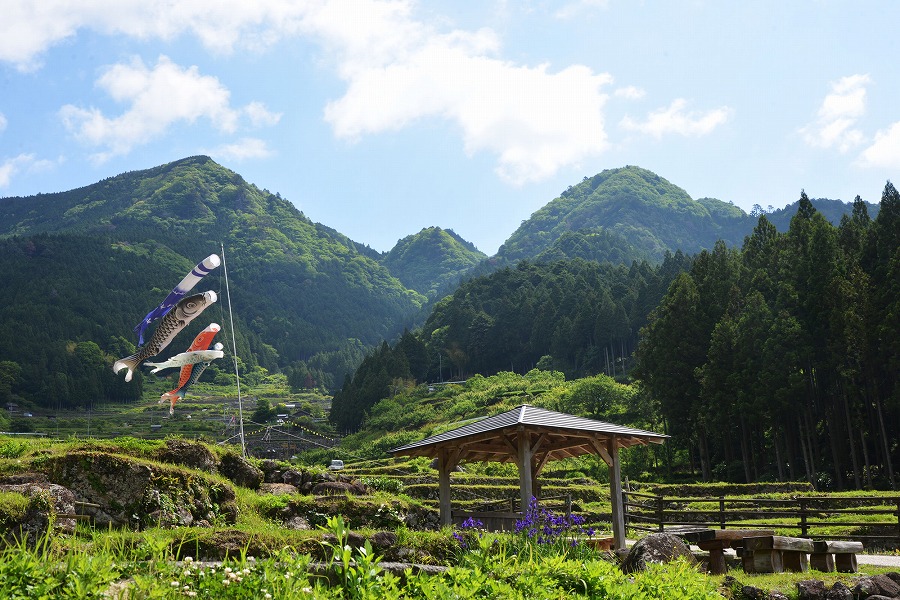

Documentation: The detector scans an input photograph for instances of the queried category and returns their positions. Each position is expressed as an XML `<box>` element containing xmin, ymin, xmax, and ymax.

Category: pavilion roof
<box><xmin>389</xmin><ymin>404</ymin><xmax>667</xmax><ymax>463</ymax></box>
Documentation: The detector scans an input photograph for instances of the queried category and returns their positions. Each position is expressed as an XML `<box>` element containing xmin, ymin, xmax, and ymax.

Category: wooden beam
<box><xmin>501</xmin><ymin>433</ymin><xmax>519</xmax><ymax>456</ymax></box>
<box><xmin>587</xmin><ymin>438</ymin><xmax>613</xmax><ymax>466</ymax></box>
<box><xmin>456</xmin><ymin>442</ymin><xmax>516</xmax><ymax>456</ymax></box>
<box><xmin>534</xmin><ymin>452</ymin><xmax>552</xmax><ymax>477</ymax></box>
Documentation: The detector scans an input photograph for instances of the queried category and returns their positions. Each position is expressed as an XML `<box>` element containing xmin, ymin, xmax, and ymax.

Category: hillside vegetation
<box><xmin>328</xmin><ymin>254</ymin><xmax>692</xmax><ymax>431</ymax></box>
<box><xmin>638</xmin><ymin>188</ymin><xmax>900</xmax><ymax>490</ymax></box>
<box><xmin>381</xmin><ymin>227</ymin><xmax>486</xmax><ymax>298</ymax></box>
<box><xmin>0</xmin><ymin>156</ymin><xmax>428</xmax><ymax>403</ymax></box>
<box><xmin>497</xmin><ymin>166</ymin><xmax>755</xmax><ymax>262</ymax></box>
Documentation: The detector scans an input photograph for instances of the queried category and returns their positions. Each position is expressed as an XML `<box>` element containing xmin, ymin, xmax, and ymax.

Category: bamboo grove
<box><xmin>636</xmin><ymin>184</ymin><xmax>900</xmax><ymax>490</ymax></box>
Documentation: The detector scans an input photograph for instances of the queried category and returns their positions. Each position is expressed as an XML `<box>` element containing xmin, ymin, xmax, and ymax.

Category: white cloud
<box><xmin>318</xmin><ymin>7</ymin><xmax>613</xmax><ymax>185</ymax></box>
<box><xmin>5</xmin><ymin>0</ymin><xmax>615</xmax><ymax>184</ymax></box>
<box><xmin>210</xmin><ymin>137</ymin><xmax>275</xmax><ymax>161</ymax></box>
<box><xmin>0</xmin><ymin>112</ymin><xmax>7</xmax><ymax>132</ymax></box>
<box><xmin>620</xmin><ymin>99</ymin><xmax>731</xmax><ymax>138</ymax></box>
<box><xmin>555</xmin><ymin>0</ymin><xmax>610</xmax><ymax>20</ymax></box>
<box><xmin>58</xmin><ymin>55</ymin><xmax>275</xmax><ymax>162</ymax></box>
<box><xmin>800</xmin><ymin>74</ymin><xmax>871</xmax><ymax>153</ymax></box>
<box><xmin>244</xmin><ymin>102</ymin><xmax>282</xmax><ymax>127</ymax></box>
<box><xmin>614</xmin><ymin>86</ymin><xmax>645</xmax><ymax>100</ymax></box>
<box><xmin>858</xmin><ymin>122</ymin><xmax>900</xmax><ymax>169</ymax></box>
<box><xmin>0</xmin><ymin>153</ymin><xmax>35</xmax><ymax>188</ymax></box>
<box><xmin>0</xmin><ymin>0</ymin><xmax>315</xmax><ymax>70</ymax></box>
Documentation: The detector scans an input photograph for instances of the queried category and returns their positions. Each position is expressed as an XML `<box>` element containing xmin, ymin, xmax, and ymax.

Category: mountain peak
<box><xmin>382</xmin><ymin>226</ymin><xmax>486</xmax><ymax>296</ymax></box>
<box><xmin>497</xmin><ymin>166</ymin><xmax>753</xmax><ymax>262</ymax></box>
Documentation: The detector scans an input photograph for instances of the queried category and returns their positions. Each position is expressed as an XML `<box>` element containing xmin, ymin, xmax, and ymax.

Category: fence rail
<box><xmin>622</xmin><ymin>490</ymin><xmax>900</xmax><ymax>542</ymax></box>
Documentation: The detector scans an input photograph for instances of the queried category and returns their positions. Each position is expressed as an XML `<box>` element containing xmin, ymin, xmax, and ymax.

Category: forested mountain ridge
<box><xmin>328</xmin><ymin>252</ymin><xmax>694</xmax><ymax>431</ymax></box>
<box><xmin>637</xmin><ymin>187</ymin><xmax>900</xmax><ymax>490</ymax></box>
<box><xmin>496</xmin><ymin>166</ymin><xmax>755</xmax><ymax>262</ymax></box>
<box><xmin>494</xmin><ymin>166</ymin><xmax>879</xmax><ymax>265</ymax></box>
<box><xmin>380</xmin><ymin>227</ymin><xmax>486</xmax><ymax>297</ymax></box>
<box><xmin>0</xmin><ymin>156</ymin><xmax>426</xmax><ymax>405</ymax></box>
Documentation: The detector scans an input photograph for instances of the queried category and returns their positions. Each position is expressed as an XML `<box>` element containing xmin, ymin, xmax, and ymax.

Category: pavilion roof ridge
<box><xmin>390</xmin><ymin>403</ymin><xmax>667</xmax><ymax>455</ymax></box>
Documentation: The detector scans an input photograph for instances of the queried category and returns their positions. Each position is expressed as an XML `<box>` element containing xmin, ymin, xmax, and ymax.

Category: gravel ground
<box><xmin>858</xmin><ymin>553</ymin><xmax>900</xmax><ymax>568</ymax></box>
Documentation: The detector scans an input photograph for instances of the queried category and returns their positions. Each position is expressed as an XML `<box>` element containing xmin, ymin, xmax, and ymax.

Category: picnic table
<box><xmin>680</xmin><ymin>529</ymin><xmax>776</xmax><ymax>575</ymax></box>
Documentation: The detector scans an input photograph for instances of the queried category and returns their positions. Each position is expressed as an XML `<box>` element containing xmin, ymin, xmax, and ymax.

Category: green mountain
<box><xmin>766</xmin><ymin>196</ymin><xmax>880</xmax><ymax>231</ymax></box>
<box><xmin>532</xmin><ymin>227</ymin><xmax>648</xmax><ymax>265</ymax></box>
<box><xmin>496</xmin><ymin>166</ymin><xmax>755</xmax><ymax>262</ymax></box>
<box><xmin>0</xmin><ymin>156</ymin><xmax>425</xmax><ymax>403</ymax></box>
<box><xmin>381</xmin><ymin>227</ymin><xmax>486</xmax><ymax>297</ymax></box>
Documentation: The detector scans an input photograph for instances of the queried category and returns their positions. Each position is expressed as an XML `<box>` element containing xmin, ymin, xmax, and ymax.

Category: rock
<box><xmin>740</xmin><ymin>585</ymin><xmax>769</xmax><ymax>599</ymax></box>
<box><xmin>259</xmin><ymin>459</ymin><xmax>284</xmax><ymax>483</ymax></box>
<box><xmin>370</xmin><ymin>531</ymin><xmax>398</xmax><ymax>549</ymax></box>
<box><xmin>283</xmin><ymin>516</ymin><xmax>310</xmax><ymax>530</ymax></box>
<box><xmin>824</xmin><ymin>582</ymin><xmax>853</xmax><ymax>600</ymax></box>
<box><xmin>45</xmin><ymin>451</ymin><xmax>237</xmax><ymax>528</ymax></box>
<box><xmin>219</xmin><ymin>452</ymin><xmax>264</xmax><ymax>490</ymax></box>
<box><xmin>850</xmin><ymin>575</ymin><xmax>900</xmax><ymax>598</ymax></box>
<box><xmin>281</xmin><ymin>469</ymin><xmax>306</xmax><ymax>487</ymax></box>
<box><xmin>0</xmin><ymin>480</ymin><xmax>77</xmax><ymax>535</ymax></box>
<box><xmin>620</xmin><ymin>532</ymin><xmax>697</xmax><ymax>574</ymax></box>
<box><xmin>796</xmin><ymin>580</ymin><xmax>826</xmax><ymax>600</ymax></box>
<box><xmin>258</xmin><ymin>483</ymin><xmax>298</xmax><ymax>495</ymax></box>
<box><xmin>156</xmin><ymin>439</ymin><xmax>217</xmax><ymax>473</ymax></box>
<box><xmin>311</xmin><ymin>481</ymin><xmax>367</xmax><ymax>496</ymax></box>
<box><xmin>870</xmin><ymin>574</ymin><xmax>900</xmax><ymax>598</ymax></box>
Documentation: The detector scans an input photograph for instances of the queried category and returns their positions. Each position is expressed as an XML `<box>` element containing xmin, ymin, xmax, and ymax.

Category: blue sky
<box><xmin>1</xmin><ymin>1</ymin><xmax>898</xmax><ymax>255</ymax></box>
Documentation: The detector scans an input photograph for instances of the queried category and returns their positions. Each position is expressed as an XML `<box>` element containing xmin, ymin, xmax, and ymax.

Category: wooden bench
<box><xmin>810</xmin><ymin>540</ymin><xmax>864</xmax><ymax>573</ymax></box>
<box><xmin>743</xmin><ymin>535</ymin><xmax>814</xmax><ymax>573</ymax></box>
<box><xmin>681</xmin><ymin>529</ymin><xmax>775</xmax><ymax>575</ymax></box>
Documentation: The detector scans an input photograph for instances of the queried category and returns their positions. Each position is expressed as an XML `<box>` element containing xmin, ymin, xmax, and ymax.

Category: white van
<box><xmin>328</xmin><ymin>459</ymin><xmax>344</xmax><ymax>471</ymax></box>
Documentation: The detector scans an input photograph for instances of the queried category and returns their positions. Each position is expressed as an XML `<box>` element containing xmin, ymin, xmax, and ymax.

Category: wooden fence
<box><xmin>623</xmin><ymin>490</ymin><xmax>900</xmax><ymax>543</ymax></box>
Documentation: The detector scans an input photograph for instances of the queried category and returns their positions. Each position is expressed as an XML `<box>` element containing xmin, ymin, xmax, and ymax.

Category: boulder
<box><xmin>156</xmin><ymin>439</ymin><xmax>218</xmax><ymax>473</ymax></box>
<box><xmin>259</xmin><ymin>483</ymin><xmax>299</xmax><ymax>495</ymax></box>
<box><xmin>796</xmin><ymin>580</ymin><xmax>826</xmax><ymax>600</ymax></box>
<box><xmin>740</xmin><ymin>585</ymin><xmax>770</xmax><ymax>599</ymax></box>
<box><xmin>369</xmin><ymin>530</ymin><xmax>398</xmax><ymax>549</ymax></box>
<box><xmin>311</xmin><ymin>481</ymin><xmax>367</xmax><ymax>496</ymax></box>
<box><xmin>219</xmin><ymin>452</ymin><xmax>264</xmax><ymax>490</ymax></box>
<box><xmin>258</xmin><ymin>459</ymin><xmax>284</xmax><ymax>483</ymax></box>
<box><xmin>45</xmin><ymin>451</ymin><xmax>237</xmax><ymax>528</ymax></box>
<box><xmin>620</xmin><ymin>532</ymin><xmax>697</xmax><ymax>574</ymax></box>
<box><xmin>824</xmin><ymin>582</ymin><xmax>853</xmax><ymax>600</ymax></box>
<box><xmin>283</xmin><ymin>516</ymin><xmax>310</xmax><ymax>530</ymax></box>
<box><xmin>0</xmin><ymin>475</ymin><xmax>77</xmax><ymax>535</ymax></box>
<box><xmin>875</xmin><ymin>573</ymin><xmax>900</xmax><ymax>597</ymax></box>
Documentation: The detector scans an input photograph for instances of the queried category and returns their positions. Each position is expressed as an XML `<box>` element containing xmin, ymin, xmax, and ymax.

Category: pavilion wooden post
<box><xmin>516</xmin><ymin>427</ymin><xmax>534</xmax><ymax>512</ymax></box>
<box><xmin>608</xmin><ymin>436</ymin><xmax>626</xmax><ymax>550</ymax></box>
<box><xmin>437</xmin><ymin>448</ymin><xmax>459</xmax><ymax>527</ymax></box>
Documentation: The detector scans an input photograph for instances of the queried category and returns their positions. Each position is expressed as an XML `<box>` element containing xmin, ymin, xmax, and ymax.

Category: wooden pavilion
<box><xmin>389</xmin><ymin>404</ymin><xmax>667</xmax><ymax>550</ymax></box>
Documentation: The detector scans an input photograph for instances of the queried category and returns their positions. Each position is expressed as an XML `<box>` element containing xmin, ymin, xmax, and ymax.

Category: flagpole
<box><xmin>220</xmin><ymin>243</ymin><xmax>247</xmax><ymax>458</ymax></box>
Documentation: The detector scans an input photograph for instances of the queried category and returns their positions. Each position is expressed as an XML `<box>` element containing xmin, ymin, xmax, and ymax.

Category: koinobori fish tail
<box><xmin>114</xmin><ymin>291</ymin><xmax>217</xmax><ymax>382</ymax></box>
<box><xmin>161</xmin><ymin>342</ymin><xmax>223</xmax><ymax>414</ymax></box>
<box><xmin>161</xmin><ymin>360</ymin><xmax>212</xmax><ymax>414</ymax></box>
